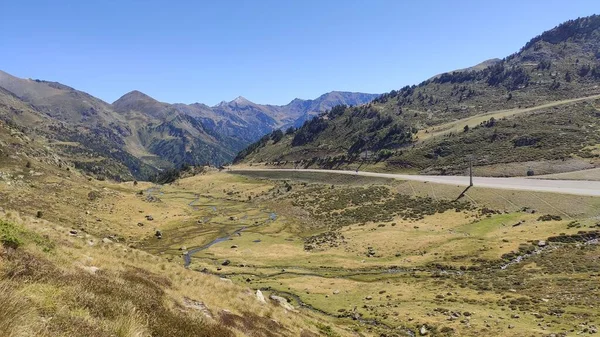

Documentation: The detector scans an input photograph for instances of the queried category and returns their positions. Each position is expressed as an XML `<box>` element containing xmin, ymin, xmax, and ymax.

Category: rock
<box><xmin>145</xmin><ymin>215</ymin><xmax>154</xmax><ymax>221</ymax></box>
<box><xmin>155</xmin><ymin>230</ymin><xmax>162</xmax><ymax>239</ymax></box>
<box><xmin>69</xmin><ymin>230</ymin><xmax>78</xmax><ymax>236</ymax></box>
<box><xmin>333</xmin><ymin>290</ymin><xmax>340</xmax><ymax>295</ymax></box>
<box><xmin>269</xmin><ymin>295</ymin><xmax>295</xmax><ymax>311</ymax></box>
<box><xmin>222</xmin><ymin>260</ymin><xmax>231</xmax><ymax>266</ymax></box>
<box><xmin>82</xmin><ymin>266</ymin><xmax>100</xmax><ymax>275</ymax></box>
<box><xmin>219</xmin><ymin>278</ymin><xmax>232</xmax><ymax>283</ymax></box>
<box><xmin>511</xmin><ymin>314</ymin><xmax>520</xmax><ymax>319</ymax></box>
<box><xmin>420</xmin><ymin>325</ymin><xmax>429</xmax><ymax>335</ymax></box>
<box><xmin>538</xmin><ymin>240</ymin><xmax>547</xmax><ymax>247</ymax></box>
<box><xmin>183</xmin><ymin>297</ymin><xmax>213</xmax><ymax>319</ymax></box>
<box><xmin>179</xmin><ymin>246</ymin><xmax>187</xmax><ymax>251</ymax></box>
<box><xmin>365</xmin><ymin>296</ymin><xmax>372</xmax><ymax>300</ymax></box>
<box><xmin>256</xmin><ymin>290</ymin><xmax>266</xmax><ymax>304</ymax></box>
<box><xmin>231</xmin><ymin>245</ymin><xmax>238</xmax><ymax>249</ymax></box>
<box><xmin>102</xmin><ymin>238</ymin><xmax>113</xmax><ymax>244</ymax></box>
<box><xmin>137</xmin><ymin>222</ymin><xmax>144</xmax><ymax>227</ymax></box>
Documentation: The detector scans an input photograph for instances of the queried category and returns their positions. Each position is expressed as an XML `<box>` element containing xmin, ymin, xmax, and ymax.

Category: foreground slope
<box><xmin>236</xmin><ymin>15</ymin><xmax>600</xmax><ymax>177</ymax></box>
<box><xmin>0</xmin><ymin>128</ymin><xmax>340</xmax><ymax>337</ymax></box>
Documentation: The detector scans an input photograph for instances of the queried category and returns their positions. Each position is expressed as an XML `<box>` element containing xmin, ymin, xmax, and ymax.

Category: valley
<box><xmin>2</xmin><ymin>11</ymin><xmax>600</xmax><ymax>337</ymax></box>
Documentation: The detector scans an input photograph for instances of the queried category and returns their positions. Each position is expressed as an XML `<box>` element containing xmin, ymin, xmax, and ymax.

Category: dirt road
<box><xmin>231</xmin><ymin>168</ymin><xmax>600</xmax><ymax>197</ymax></box>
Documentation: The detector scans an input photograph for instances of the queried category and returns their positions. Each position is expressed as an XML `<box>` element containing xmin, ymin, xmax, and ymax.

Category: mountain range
<box><xmin>236</xmin><ymin>15</ymin><xmax>600</xmax><ymax>177</ymax></box>
<box><xmin>0</xmin><ymin>69</ymin><xmax>378</xmax><ymax>180</ymax></box>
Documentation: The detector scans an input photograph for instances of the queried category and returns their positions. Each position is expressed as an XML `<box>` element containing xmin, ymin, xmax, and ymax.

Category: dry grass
<box><xmin>0</xmin><ymin>213</ymin><xmax>327</xmax><ymax>337</ymax></box>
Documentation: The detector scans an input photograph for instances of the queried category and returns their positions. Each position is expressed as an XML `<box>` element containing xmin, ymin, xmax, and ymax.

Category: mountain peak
<box><xmin>231</xmin><ymin>96</ymin><xmax>252</xmax><ymax>105</ymax></box>
<box><xmin>113</xmin><ymin>90</ymin><xmax>156</xmax><ymax>104</ymax></box>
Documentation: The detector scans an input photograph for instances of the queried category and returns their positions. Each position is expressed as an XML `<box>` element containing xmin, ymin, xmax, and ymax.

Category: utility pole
<box><xmin>469</xmin><ymin>157</ymin><xmax>474</xmax><ymax>187</ymax></box>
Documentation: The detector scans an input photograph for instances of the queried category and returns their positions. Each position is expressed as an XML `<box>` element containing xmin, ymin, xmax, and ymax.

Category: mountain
<box><xmin>235</xmin><ymin>15</ymin><xmax>600</xmax><ymax>177</ymax></box>
<box><xmin>0</xmin><ymin>69</ymin><xmax>378</xmax><ymax>180</ymax></box>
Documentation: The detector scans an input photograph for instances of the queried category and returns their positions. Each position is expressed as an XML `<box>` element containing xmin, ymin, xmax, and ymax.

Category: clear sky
<box><xmin>0</xmin><ymin>0</ymin><xmax>598</xmax><ymax>106</ymax></box>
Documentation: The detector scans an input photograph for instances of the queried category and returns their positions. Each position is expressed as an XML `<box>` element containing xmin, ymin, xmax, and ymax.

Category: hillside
<box><xmin>235</xmin><ymin>15</ymin><xmax>600</xmax><ymax>177</ymax></box>
<box><xmin>0</xmin><ymin>69</ymin><xmax>377</xmax><ymax>180</ymax></box>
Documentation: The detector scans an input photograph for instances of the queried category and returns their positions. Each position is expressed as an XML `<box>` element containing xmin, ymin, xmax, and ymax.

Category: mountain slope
<box><xmin>0</xmin><ymin>68</ymin><xmax>378</xmax><ymax>180</ymax></box>
<box><xmin>235</xmin><ymin>15</ymin><xmax>600</xmax><ymax>177</ymax></box>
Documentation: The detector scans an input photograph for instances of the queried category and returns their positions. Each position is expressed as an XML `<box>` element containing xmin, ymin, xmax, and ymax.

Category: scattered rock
<box><xmin>269</xmin><ymin>295</ymin><xmax>295</xmax><ymax>311</ymax></box>
<box><xmin>183</xmin><ymin>297</ymin><xmax>213</xmax><ymax>319</ymax></box>
<box><xmin>256</xmin><ymin>290</ymin><xmax>266</xmax><ymax>304</ymax></box>
<box><xmin>81</xmin><ymin>266</ymin><xmax>100</xmax><ymax>275</ymax></box>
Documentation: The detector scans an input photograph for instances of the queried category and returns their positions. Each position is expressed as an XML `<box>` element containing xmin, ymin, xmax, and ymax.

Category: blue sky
<box><xmin>0</xmin><ymin>0</ymin><xmax>598</xmax><ymax>105</ymax></box>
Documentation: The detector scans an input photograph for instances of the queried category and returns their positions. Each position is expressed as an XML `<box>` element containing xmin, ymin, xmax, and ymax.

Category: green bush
<box><xmin>0</xmin><ymin>220</ymin><xmax>23</xmax><ymax>249</ymax></box>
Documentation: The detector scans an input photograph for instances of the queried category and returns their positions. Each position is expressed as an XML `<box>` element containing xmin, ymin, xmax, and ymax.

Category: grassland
<box><xmin>109</xmin><ymin>170</ymin><xmax>600</xmax><ymax>336</ymax></box>
<box><xmin>3</xmin><ymin>148</ymin><xmax>600</xmax><ymax>336</ymax></box>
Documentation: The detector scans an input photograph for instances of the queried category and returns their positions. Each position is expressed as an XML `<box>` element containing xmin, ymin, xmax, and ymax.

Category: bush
<box><xmin>0</xmin><ymin>220</ymin><xmax>23</xmax><ymax>249</ymax></box>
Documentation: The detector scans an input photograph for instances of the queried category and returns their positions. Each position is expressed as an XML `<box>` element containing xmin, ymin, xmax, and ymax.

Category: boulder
<box><xmin>256</xmin><ymin>290</ymin><xmax>266</xmax><ymax>304</ymax></box>
<box><xmin>269</xmin><ymin>295</ymin><xmax>295</xmax><ymax>311</ymax></box>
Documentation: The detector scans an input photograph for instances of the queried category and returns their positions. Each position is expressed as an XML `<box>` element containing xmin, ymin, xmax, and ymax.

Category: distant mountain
<box><xmin>235</xmin><ymin>15</ymin><xmax>600</xmax><ymax>177</ymax></box>
<box><xmin>0</xmin><ymin>69</ymin><xmax>378</xmax><ymax>180</ymax></box>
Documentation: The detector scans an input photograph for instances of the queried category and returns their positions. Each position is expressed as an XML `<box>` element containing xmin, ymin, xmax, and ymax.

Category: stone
<box><xmin>420</xmin><ymin>326</ymin><xmax>429</xmax><ymax>335</ymax></box>
<box><xmin>102</xmin><ymin>238</ymin><xmax>113</xmax><ymax>244</ymax></box>
<box><xmin>538</xmin><ymin>240</ymin><xmax>547</xmax><ymax>247</ymax></box>
<box><xmin>269</xmin><ymin>295</ymin><xmax>295</xmax><ymax>311</ymax></box>
<box><xmin>69</xmin><ymin>230</ymin><xmax>78</xmax><ymax>236</ymax></box>
<box><xmin>145</xmin><ymin>215</ymin><xmax>154</xmax><ymax>221</ymax></box>
<box><xmin>222</xmin><ymin>260</ymin><xmax>231</xmax><ymax>266</ymax></box>
<box><xmin>82</xmin><ymin>266</ymin><xmax>100</xmax><ymax>274</ymax></box>
<box><xmin>365</xmin><ymin>296</ymin><xmax>372</xmax><ymax>300</ymax></box>
<box><xmin>231</xmin><ymin>245</ymin><xmax>238</xmax><ymax>249</ymax></box>
<box><xmin>333</xmin><ymin>290</ymin><xmax>340</xmax><ymax>295</ymax></box>
<box><xmin>155</xmin><ymin>230</ymin><xmax>162</xmax><ymax>239</ymax></box>
<box><xmin>256</xmin><ymin>290</ymin><xmax>266</xmax><ymax>304</ymax></box>
<box><xmin>137</xmin><ymin>222</ymin><xmax>144</xmax><ymax>227</ymax></box>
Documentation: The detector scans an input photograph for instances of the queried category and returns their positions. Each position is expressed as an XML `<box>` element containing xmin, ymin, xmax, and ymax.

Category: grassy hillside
<box><xmin>236</xmin><ymin>15</ymin><xmax>600</xmax><ymax>176</ymax></box>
